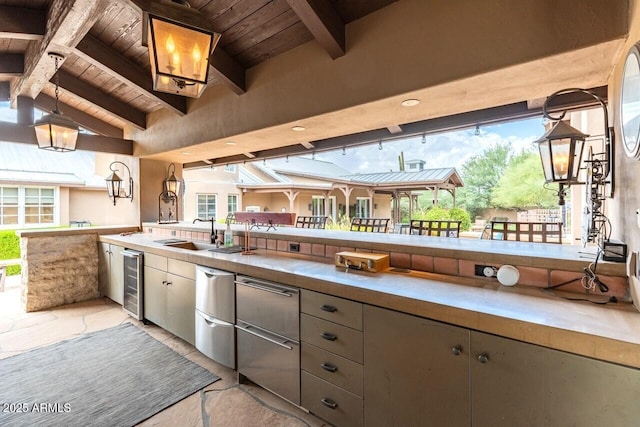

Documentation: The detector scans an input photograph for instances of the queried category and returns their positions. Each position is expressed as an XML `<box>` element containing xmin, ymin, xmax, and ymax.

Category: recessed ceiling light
<box><xmin>401</xmin><ymin>98</ymin><xmax>420</xmax><ymax>107</ymax></box>
<box><xmin>180</xmin><ymin>151</ymin><xmax>191</xmax><ymax>155</ymax></box>
<box><xmin>291</xmin><ymin>125</ymin><xmax>306</xmax><ymax>132</ymax></box>
<box><xmin>225</xmin><ymin>141</ymin><xmax>236</xmax><ymax>145</ymax></box>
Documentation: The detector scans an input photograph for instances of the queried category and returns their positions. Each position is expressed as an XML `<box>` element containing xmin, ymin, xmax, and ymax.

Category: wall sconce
<box><xmin>162</xmin><ymin>162</ymin><xmax>182</xmax><ymax>201</ymax></box>
<box><xmin>33</xmin><ymin>53</ymin><xmax>79</xmax><ymax>152</ymax></box>
<box><xmin>535</xmin><ymin>88</ymin><xmax>613</xmax><ymax>206</ymax></box>
<box><xmin>105</xmin><ymin>161</ymin><xmax>133</xmax><ymax>206</ymax></box>
<box><xmin>143</xmin><ymin>1</ymin><xmax>221</xmax><ymax>98</ymax></box>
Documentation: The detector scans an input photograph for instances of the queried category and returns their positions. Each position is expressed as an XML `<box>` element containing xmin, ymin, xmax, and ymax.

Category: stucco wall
<box><xmin>609</xmin><ymin>0</ymin><xmax>640</xmax><ymax>253</ymax></box>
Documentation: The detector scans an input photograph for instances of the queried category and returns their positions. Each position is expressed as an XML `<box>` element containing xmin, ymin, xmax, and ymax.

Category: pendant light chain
<box><xmin>53</xmin><ymin>55</ymin><xmax>61</xmax><ymax>113</ymax></box>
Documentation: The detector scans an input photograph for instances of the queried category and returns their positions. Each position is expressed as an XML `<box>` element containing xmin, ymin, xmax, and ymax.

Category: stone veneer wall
<box><xmin>21</xmin><ymin>234</ymin><xmax>99</xmax><ymax>312</ymax></box>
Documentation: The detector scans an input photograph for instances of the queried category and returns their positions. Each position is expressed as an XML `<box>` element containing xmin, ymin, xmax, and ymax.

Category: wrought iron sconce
<box><xmin>162</xmin><ymin>163</ymin><xmax>182</xmax><ymax>203</ymax></box>
<box><xmin>535</xmin><ymin>88</ymin><xmax>613</xmax><ymax>206</ymax></box>
<box><xmin>536</xmin><ymin>88</ymin><xmax>614</xmax><ymax>247</ymax></box>
<box><xmin>105</xmin><ymin>161</ymin><xmax>133</xmax><ymax>206</ymax></box>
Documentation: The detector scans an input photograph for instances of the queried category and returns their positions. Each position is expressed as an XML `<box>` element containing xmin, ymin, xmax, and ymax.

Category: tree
<box><xmin>491</xmin><ymin>151</ymin><xmax>559</xmax><ymax>209</ymax></box>
<box><xmin>456</xmin><ymin>143</ymin><xmax>511</xmax><ymax>217</ymax></box>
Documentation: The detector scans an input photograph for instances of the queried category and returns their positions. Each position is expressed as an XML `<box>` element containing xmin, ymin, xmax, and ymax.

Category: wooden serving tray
<box><xmin>334</xmin><ymin>251</ymin><xmax>390</xmax><ymax>273</ymax></box>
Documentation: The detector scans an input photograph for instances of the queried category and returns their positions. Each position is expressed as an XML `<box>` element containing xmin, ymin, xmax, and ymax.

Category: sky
<box><xmin>1</xmin><ymin>101</ymin><xmax>545</xmax><ymax>173</ymax></box>
<box><xmin>310</xmin><ymin>117</ymin><xmax>546</xmax><ymax>174</ymax></box>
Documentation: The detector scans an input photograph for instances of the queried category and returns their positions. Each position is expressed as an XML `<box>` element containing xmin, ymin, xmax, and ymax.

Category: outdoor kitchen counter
<box><xmin>101</xmin><ymin>231</ymin><xmax>640</xmax><ymax>369</ymax></box>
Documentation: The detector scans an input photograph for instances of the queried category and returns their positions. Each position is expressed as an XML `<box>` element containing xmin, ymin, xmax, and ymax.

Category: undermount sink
<box><xmin>163</xmin><ymin>241</ymin><xmax>214</xmax><ymax>251</ymax></box>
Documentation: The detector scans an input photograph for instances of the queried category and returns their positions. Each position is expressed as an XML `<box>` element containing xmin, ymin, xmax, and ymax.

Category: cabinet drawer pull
<box><xmin>321</xmin><ymin>304</ymin><xmax>337</xmax><ymax>313</ymax></box>
<box><xmin>477</xmin><ymin>353</ymin><xmax>489</xmax><ymax>364</ymax></box>
<box><xmin>321</xmin><ymin>398</ymin><xmax>338</xmax><ymax>410</ymax></box>
<box><xmin>321</xmin><ymin>332</ymin><xmax>337</xmax><ymax>341</ymax></box>
<box><xmin>451</xmin><ymin>345</ymin><xmax>463</xmax><ymax>356</ymax></box>
<box><xmin>320</xmin><ymin>362</ymin><xmax>338</xmax><ymax>372</ymax></box>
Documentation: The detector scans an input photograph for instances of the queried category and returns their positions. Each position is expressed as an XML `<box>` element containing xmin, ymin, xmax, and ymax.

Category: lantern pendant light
<box><xmin>145</xmin><ymin>1</ymin><xmax>221</xmax><ymax>98</ymax></box>
<box><xmin>33</xmin><ymin>53</ymin><xmax>79</xmax><ymax>152</ymax></box>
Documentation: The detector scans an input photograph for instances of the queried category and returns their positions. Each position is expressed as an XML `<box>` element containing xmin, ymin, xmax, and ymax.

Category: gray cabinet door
<box><xmin>98</xmin><ymin>242</ymin><xmax>110</xmax><ymax>297</ymax></box>
<box><xmin>471</xmin><ymin>331</ymin><xmax>640</xmax><ymax>427</ymax></box>
<box><xmin>363</xmin><ymin>305</ymin><xmax>470</xmax><ymax>427</ymax></box>
<box><xmin>167</xmin><ymin>272</ymin><xmax>195</xmax><ymax>345</ymax></box>
<box><xmin>109</xmin><ymin>245</ymin><xmax>124</xmax><ymax>305</ymax></box>
<box><xmin>143</xmin><ymin>266</ymin><xmax>167</xmax><ymax>328</ymax></box>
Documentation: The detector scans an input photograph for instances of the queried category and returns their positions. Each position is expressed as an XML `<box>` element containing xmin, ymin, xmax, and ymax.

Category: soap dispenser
<box><xmin>224</xmin><ymin>220</ymin><xmax>233</xmax><ymax>247</ymax></box>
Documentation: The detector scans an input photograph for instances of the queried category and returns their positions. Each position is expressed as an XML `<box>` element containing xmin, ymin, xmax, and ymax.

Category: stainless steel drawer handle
<box><xmin>236</xmin><ymin>324</ymin><xmax>293</xmax><ymax>350</ymax></box>
<box><xmin>321</xmin><ymin>398</ymin><xmax>338</xmax><ymax>410</ymax></box>
<box><xmin>236</xmin><ymin>281</ymin><xmax>293</xmax><ymax>297</ymax></box>
<box><xmin>477</xmin><ymin>353</ymin><xmax>489</xmax><ymax>364</ymax></box>
<box><xmin>321</xmin><ymin>304</ymin><xmax>337</xmax><ymax>313</ymax></box>
<box><xmin>321</xmin><ymin>332</ymin><xmax>337</xmax><ymax>341</ymax></box>
<box><xmin>320</xmin><ymin>362</ymin><xmax>338</xmax><ymax>373</ymax></box>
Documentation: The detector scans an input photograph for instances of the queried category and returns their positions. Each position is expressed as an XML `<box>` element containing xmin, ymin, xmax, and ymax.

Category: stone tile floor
<box><xmin>0</xmin><ymin>278</ymin><xmax>327</xmax><ymax>427</ymax></box>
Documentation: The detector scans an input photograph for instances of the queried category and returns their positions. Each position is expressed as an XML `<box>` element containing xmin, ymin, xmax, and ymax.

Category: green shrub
<box><xmin>0</xmin><ymin>230</ymin><xmax>21</xmax><ymax>275</ymax></box>
<box><xmin>414</xmin><ymin>206</ymin><xmax>472</xmax><ymax>231</ymax></box>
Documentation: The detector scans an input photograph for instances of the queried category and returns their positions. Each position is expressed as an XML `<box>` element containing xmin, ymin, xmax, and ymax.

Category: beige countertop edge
<box><xmin>140</xmin><ymin>222</ymin><xmax>624</xmax><ymax>276</ymax></box>
<box><xmin>101</xmin><ymin>233</ymin><xmax>640</xmax><ymax>369</ymax></box>
<box><xmin>17</xmin><ymin>225</ymin><xmax>139</xmax><ymax>238</ymax></box>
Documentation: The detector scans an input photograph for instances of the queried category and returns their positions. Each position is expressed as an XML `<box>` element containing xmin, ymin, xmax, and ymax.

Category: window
<box><xmin>24</xmin><ymin>187</ymin><xmax>54</xmax><ymax>224</ymax></box>
<box><xmin>227</xmin><ymin>194</ymin><xmax>238</xmax><ymax>213</ymax></box>
<box><xmin>356</xmin><ymin>197</ymin><xmax>370</xmax><ymax>217</ymax></box>
<box><xmin>197</xmin><ymin>194</ymin><xmax>216</xmax><ymax>220</ymax></box>
<box><xmin>311</xmin><ymin>196</ymin><xmax>325</xmax><ymax>216</ymax></box>
<box><xmin>0</xmin><ymin>186</ymin><xmax>56</xmax><ymax>227</ymax></box>
<box><xmin>0</xmin><ymin>187</ymin><xmax>19</xmax><ymax>225</ymax></box>
<box><xmin>224</xmin><ymin>164</ymin><xmax>236</xmax><ymax>173</ymax></box>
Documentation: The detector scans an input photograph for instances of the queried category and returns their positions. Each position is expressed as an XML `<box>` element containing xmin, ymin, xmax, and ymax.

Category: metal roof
<box><xmin>343</xmin><ymin>168</ymin><xmax>463</xmax><ymax>186</ymax></box>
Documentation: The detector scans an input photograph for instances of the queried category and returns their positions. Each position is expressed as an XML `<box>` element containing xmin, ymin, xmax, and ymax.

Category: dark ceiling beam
<box><xmin>184</xmin><ymin>85</ymin><xmax>609</xmax><ymax>170</ymax></box>
<box><xmin>0</xmin><ymin>5</ymin><xmax>45</xmax><ymax>40</ymax></box>
<box><xmin>120</xmin><ymin>0</ymin><xmax>246</xmax><ymax>94</ymax></box>
<box><xmin>10</xmin><ymin>0</ymin><xmax>115</xmax><ymax>105</ymax></box>
<box><xmin>0</xmin><ymin>122</ymin><xmax>132</xmax><ymax>155</ymax></box>
<box><xmin>286</xmin><ymin>0</ymin><xmax>345</xmax><ymax>59</ymax></box>
<box><xmin>0</xmin><ymin>54</ymin><xmax>24</xmax><ymax>77</ymax></box>
<box><xmin>56</xmin><ymin>69</ymin><xmax>146</xmax><ymax>130</ymax></box>
<box><xmin>0</xmin><ymin>82</ymin><xmax>9</xmax><ymax>100</ymax></box>
<box><xmin>35</xmin><ymin>93</ymin><xmax>124</xmax><ymax>138</ymax></box>
<box><xmin>74</xmin><ymin>35</ymin><xmax>187</xmax><ymax>115</ymax></box>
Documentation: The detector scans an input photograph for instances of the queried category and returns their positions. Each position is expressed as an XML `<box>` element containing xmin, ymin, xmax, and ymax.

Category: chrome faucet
<box><xmin>193</xmin><ymin>217</ymin><xmax>217</xmax><ymax>244</ymax></box>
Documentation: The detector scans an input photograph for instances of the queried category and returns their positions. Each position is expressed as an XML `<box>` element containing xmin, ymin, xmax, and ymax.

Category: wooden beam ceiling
<box><xmin>56</xmin><ymin>69</ymin><xmax>146</xmax><ymax>130</ymax></box>
<box><xmin>73</xmin><ymin>35</ymin><xmax>187</xmax><ymax>115</ymax></box>
<box><xmin>0</xmin><ymin>5</ymin><xmax>45</xmax><ymax>40</ymax></box>
<box><xmin>0</xmin><ymin>121</ymin><xmax>132</xmax><ymax>155</ymax></box>
<box><xmin>287</xmin><ymin>0</ymin><xmax>345</xmax><ymax>59</ymax></box>
<box><xmin>35</xmin><ymin>93</ymin><xmax>124</xmax><ymax>138</ymax></box>
<box><xmin>10</xmin><ymin>0</ymin><xmax>114</xmax><ymax>105</ymax></box>
<box><xmin>0</xmin><ymin>54</ymin><xmax>23</xmax><ymax>77</ymax></box>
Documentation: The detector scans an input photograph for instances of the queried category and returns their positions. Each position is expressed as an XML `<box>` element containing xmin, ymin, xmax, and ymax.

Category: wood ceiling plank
<box><xmin>332</xmin><ymin>0</ymin><xmax>398</xmax><ymax>24</ymax></box>
<box><xmin>74</xmin><ymin>34</ymin><xmax>187</xmax><ymax>114</ymax></box>
<box><xmin>10</xmin><ymin>0</ymin><xmax>113</xmax><ymax>105</ymax></box>
<box><xmin>197</xmin><ymin>0</ymin><xmax>241</xmax><ymax>22</ymax></box>
<box><xmin>224</xmin><ymin>8</ymin><xmax>301</xmax><ymax>57</ymax></box>
<box><xmin>237</xmin><ymin>21</ymin><xmax>313</xmax><ymax>67</ymax></box>
<box><xmin>0</xmin><ymin>5</ymin><xmax>45</xmax><ymax>40</ymax></box>
<box><xmin>35</xmin><ymin>92</ymin><xmax>123</xmax><ymax>138</ymax></box>
<box><xmin>0</xmin><ymin>53</ymin><xmax>23</xmax><ymax>76</ymax></box>
<box><xmin>218</xmin><ymin>0</ymin><xmax>290</xmax><ymax>49</ymax></box>
<box><xmin>56</xmin><ymin>68</ymin><xmax>146</xmax><ymax>129</ymax></box>
<box><xmin>209</xmin><ymin>0</ymin><xmax>270</xmax><ymax>33</ymax></box>
<box><xmin>286</xmin><ymin>0</ymin><xmax>345</xmax><ymax>59</ymax></box>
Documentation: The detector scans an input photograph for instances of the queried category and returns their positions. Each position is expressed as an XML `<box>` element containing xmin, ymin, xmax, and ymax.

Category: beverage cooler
<box><xmin>121</xmin><ymin>249</ymin><xmax>143</xmax><ymax>320</ymax></box>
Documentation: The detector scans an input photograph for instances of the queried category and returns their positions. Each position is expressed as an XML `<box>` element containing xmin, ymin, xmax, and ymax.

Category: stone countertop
<box><xmin>103</xmin><ymin>232</ymin><xmax>640</xmax><ymax>369</ymax></box>
<box><xmin>17</xmin><ymin>225</ymin><xmax>139</xmax><ymax>238</ymax></box>
<box><xmin>142</xmin><ymin>221</ymin><xmax>625</xmax><ymax>276</ymax></box>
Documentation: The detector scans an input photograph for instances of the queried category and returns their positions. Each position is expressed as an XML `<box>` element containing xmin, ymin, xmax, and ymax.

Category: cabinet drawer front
<box><xmin>145</xmin><ymin>252</ymin><xmax>167</xmax><ymax>271</ymax></box>
<box><xmin>301</xmin><ymin>290</ymin><xmax>362</xmax><ymax>330</ymax></box>
<box><xmin>167</xmin><ymin>258</ymin><xmax>195</xmax><ymax>280</ymax></box>
<box><xmin>302</xmin><ymin>371</ymin><xmax>363</xmax><ymax>427</ymax></box>
<box><xmin>301</xmin><ymin>314</ymin><xmax>363</xmax><ymax>363</ymax></box>
<box><xmin>302</xmin><ymin>342</ymin><xmax>363</xmax><ymax>396</ymax></box>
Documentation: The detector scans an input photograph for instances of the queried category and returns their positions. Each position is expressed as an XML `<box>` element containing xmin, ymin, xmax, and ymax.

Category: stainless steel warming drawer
<box><xmin>235</xmin><ymin>275</ymin><xmax>300</xmax><ymax>405</ymax></box>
